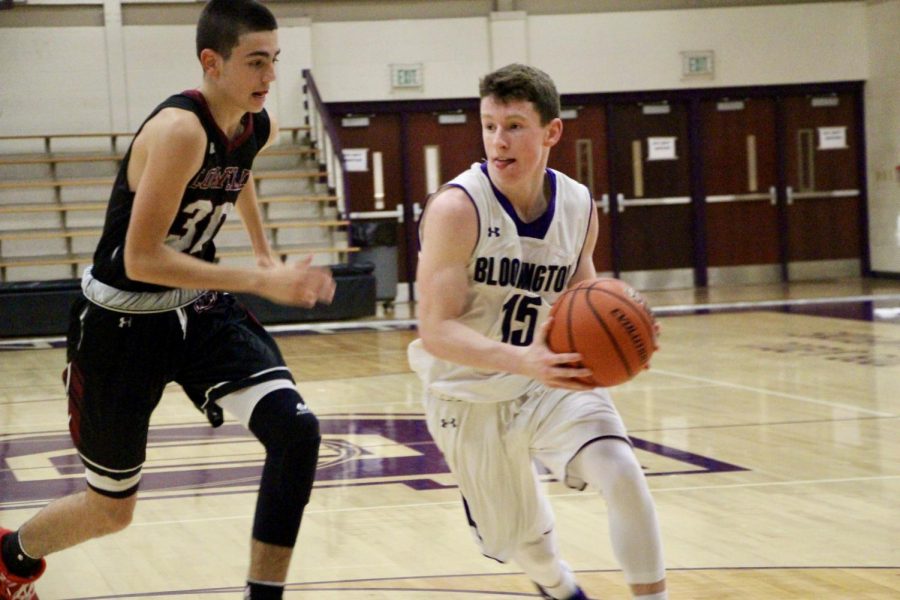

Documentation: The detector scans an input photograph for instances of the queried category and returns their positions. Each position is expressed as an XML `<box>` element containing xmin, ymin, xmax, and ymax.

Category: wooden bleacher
<box><xmin>0</xmin><ymin>146</ymin><xmax>317</xmax><ymax>168</ymax></box>
<box><xmin>0</xmin><ymin>127</ymin><xmax>356</xmax><ymax>282</ymax></box>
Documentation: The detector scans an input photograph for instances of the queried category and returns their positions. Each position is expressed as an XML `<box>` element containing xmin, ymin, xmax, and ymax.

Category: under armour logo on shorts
<box><xmin>440</xmin><ymin>418</ymin><xmax>457</xmax><ymax>428</ymax></box>
<box><xmin>193</xmin><ymin>291</ymin><xmax>219</xmax><ymax>313</ymax></box>
<box><xmin>118</xmin><ymin>316</ymin><xmax>132</xmax><ymax>329</ymax></box>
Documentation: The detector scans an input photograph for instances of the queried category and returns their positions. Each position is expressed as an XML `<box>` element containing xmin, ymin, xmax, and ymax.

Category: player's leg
<box><xmin>3</xmin><ymin>492</ymin><xmax>134</xmax><ymax>598</ymax></box>
<box><xmin>2</xmin><ymin>299</ymin><xmax>173</xmax><ymax>598</ymax></box>
<box><xmin>217</xmin><ymin>383</ymin><xmax>320</xmax><ymax>592</ymax></box>
<box><xmin>568</xmin><ymin>438</ymin><xmax>667</xmax><ymax>599</ymax></box>
<box><xmin>529</xmin><ymin>387</ymin><xmax>665</xmax><ymax>599</ymax></box>
<box><xmin>424</xmin><ymin>393</ymin><xmax>553</xmax><ymax>564</ymax></box>
<box><xmin>10</xmin><ymin>490</ymin><xmax>137</xmax><ymax>557</ymax></box>
<box><xmin>181</xmin><ymin>294</ymin><xmax>320</xmax><ymax>599</ymax></box>
<box><xmin>502</xmin><ymin>390</ymin><xmax>587</xmax><ymax>600</ymax></box>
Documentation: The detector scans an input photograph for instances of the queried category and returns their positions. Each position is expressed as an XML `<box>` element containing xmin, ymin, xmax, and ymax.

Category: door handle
<box><xmin>786</xmin><ymin>186</ymin><xmax>794</xmax><ymax>206</ymax></box>
<box><xmin>705</xmin><ymin>193</ymin><xmax>772</xmax><ymax>203</ymax></box>
<box><xmin>596</xmin><ymin>193</ymin><xmax>610</xmax><ymax>215</ymax></box>
<box><xmin>791</xmin><ymin>189</ymin><xmax>860</xmax><ymax>200</ymax></box>
<box><xmin>618</xmin><ymin>195</ymin><xmax>691</xmax><ymax>212</ymax></box>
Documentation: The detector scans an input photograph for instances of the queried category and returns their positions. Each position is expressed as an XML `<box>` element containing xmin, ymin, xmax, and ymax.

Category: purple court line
<box><xmin>63</xmin><ymin>566</ymin><xmax>900</xmax><ymax>599</ymax></box>
<box><xmin>0</xmin><ymin>418</ymin><xmax>747</xmax><ymax>511</ymax></box>
<box><xmin>70</xmin><ymin>588</ymin><xmax>543</xmax><ymax>599</ymax></box>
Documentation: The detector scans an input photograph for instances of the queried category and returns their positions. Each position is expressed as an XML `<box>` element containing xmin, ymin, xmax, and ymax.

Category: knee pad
<box><xmin>248</xmin><ymin>388</ymin><xmax>321</xmax><ymax>548</ymax></box>
<box><xmin>249</xmin><ymin>387</ymin><xmax>320</xmax><ymax>450</ymax></box>
<box><xmin>570</xmin><ymin>437</ymin><xmax>643</xmax><ymax>494</ymax></box>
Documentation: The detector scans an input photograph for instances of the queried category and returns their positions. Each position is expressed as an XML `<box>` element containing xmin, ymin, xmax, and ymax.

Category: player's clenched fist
<box><xmin>261</xmin><ymin>255</ymin><xmax>336</xmax><ymax>307</ymax></box>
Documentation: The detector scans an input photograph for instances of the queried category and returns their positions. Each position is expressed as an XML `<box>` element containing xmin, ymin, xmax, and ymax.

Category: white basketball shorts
<box><xmin>424</xmin><ymin>384</ymin><xmax>629</xmax><ymax>562</ymax></box>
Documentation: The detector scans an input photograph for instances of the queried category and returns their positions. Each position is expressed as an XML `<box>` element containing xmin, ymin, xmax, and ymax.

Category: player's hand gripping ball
<box><xmin>547</xmin><ymin>278</ymin><xmax>658</xmax><ymax>387</ymax></box>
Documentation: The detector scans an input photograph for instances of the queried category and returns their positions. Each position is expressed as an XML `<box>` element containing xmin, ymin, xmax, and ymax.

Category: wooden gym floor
<box><xmin>1</xmin><ymin>277</ymin><xmax>899</xmax><ymax>599</ymax></box>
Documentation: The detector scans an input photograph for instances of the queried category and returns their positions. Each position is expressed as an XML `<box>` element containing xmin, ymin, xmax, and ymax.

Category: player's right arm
<box><xmin>416</xmin><ymin>187</ymin><xmax>593</xmax><ymax>389</ymax></box>
<box><xmin>123</xmin><ymin>109</ymin><xmax>332</xmax><ymax>307</ymax></box>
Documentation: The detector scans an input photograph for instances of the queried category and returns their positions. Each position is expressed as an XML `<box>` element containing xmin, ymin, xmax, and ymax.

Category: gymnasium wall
<box><xmin>864</xmin><ymin>0</ymin><xmax>900</xmax><ymax>274</ymax></box>
<box><xmin>0</xmin><ymin>2</ymin><xmax>870</xmax><ymax>131</ymax></box>
<box><xmin>309</xmin><ymin>4</ymin><xmax>870</xmax><ymax>99</ymax></box>
<box><xmin>118</xmin><ymin>20</ymin><xmax>313</xmax><ymax>131</ymax></box>
<box><xmin>525</xmin><ymin>6</ymin><xmax>865</xmax><ymax>93</ymax></box>
<box><xmin>0</xmin><ymin>0</ymin><xmax>897</xmax><ymax>274</ymax></box>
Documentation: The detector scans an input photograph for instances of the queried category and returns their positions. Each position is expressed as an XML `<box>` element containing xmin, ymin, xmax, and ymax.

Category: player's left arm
<box><xmin>237</xmin><ymin>114</ymin><xmax>280</xmax><ymax>267</ymax></box>
<box><xmin>568</xmin><ymin>197</ymin><xmax>599</xmax><ymax>287</ymax></box>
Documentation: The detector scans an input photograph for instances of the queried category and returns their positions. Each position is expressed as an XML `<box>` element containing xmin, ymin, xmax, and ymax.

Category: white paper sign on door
<box><xmin>343</xmin><ymin>148</ymin><xmax>369</xmax><ymax>172</ymax></box>
<box><xmin>817</xmin><ymin>127</ymin><xmax>847</xmax><ymax>150</ymax></box>
<box><xmin>647</xmin><ymin>137</ymin><xmax>678</xmax><ymax>161</ymax></box>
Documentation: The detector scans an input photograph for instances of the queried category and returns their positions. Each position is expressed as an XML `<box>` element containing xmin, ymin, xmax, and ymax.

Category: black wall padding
<box><xmin>0</xmin><ymin>263</ymin><xmax>376</xmax><ymax>338</ymax></box>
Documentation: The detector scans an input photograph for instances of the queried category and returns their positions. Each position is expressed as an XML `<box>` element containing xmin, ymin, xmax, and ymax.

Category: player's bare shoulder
<box><xmin>137</xmin><ymin>108</ymin><xmax>205</xmax><ymax>157</ymax></box>
<box><xmin>425</xmin><ymin>185</ymin><xmax>478</xmax><ymax>227</ymax></box>
<box><xmin>419</xmin><ymin>185</ymin><xmax>479</xmax><ymax>262</ymax></box>
<box><xmin>128</xmin><ymin>108</ymin><xmax>206</xmax><ymax>190</ymax></box>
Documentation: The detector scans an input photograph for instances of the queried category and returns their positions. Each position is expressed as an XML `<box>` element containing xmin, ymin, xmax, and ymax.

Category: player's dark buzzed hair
<box><xmin>196</xmin><ymin>0</ymin><xmax>278</xmax><ymax>60</ymax></box>
<box><xmin>479</xmin><ymin>63</ymin><xmax>561</xmax><ymax>125</ymax></box>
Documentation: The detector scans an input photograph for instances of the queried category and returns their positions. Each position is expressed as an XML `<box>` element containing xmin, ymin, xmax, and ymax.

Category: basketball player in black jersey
<box><xmin>0</xmin><ymin>2</ymin><xmax>333</xmax><ymax>599</ymax></box>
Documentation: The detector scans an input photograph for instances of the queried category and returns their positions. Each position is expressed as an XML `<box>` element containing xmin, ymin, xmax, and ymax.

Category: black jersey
<box><xmin>91</xmin><ymin>90</ymin><xmax>271</xmax><ymax>294</ymax></box>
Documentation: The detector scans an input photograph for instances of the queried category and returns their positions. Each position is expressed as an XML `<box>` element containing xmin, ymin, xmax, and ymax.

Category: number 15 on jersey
<box><xmin>501</xmin><ymin>293</ymin><xmax>541</xmax><ymax>346</ymax></box>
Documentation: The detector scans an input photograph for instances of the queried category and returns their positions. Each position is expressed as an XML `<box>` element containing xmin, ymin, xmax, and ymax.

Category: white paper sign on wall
<box><xmin>818</xmin><ymin>126</ymin><xmax>847</xmax><ymax>150</ymax></box>
<box><xmin>343</xmin><ymin>148</ymin><xmax>369</xmax><ymax>172</ymax></box>
<box><xmin>647</xmin><ymin>137</ymin><xmax>678</xmax><ymax>161</ymax></box>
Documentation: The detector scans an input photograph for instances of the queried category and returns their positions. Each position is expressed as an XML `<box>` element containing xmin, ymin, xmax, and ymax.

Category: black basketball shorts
<box><xmin>63</xmin><ymin>292</ymin><xmax>293</xmax><ymax>497</ymax></box>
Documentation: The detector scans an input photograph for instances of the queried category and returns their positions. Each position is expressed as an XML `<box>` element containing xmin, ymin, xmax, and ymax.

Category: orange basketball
<box><xmin>547</xmin><ymin>278</ymin><xmax>658</xmax><ymax>387</ymax></box>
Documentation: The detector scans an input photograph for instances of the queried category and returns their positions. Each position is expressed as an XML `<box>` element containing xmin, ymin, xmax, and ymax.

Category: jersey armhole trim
<box><xmin>419</xmin><ymin>183</ymin><xmax>481</xmax><ymax>263</ymax></box>
<box><xmin>576</xmin><ymin>186</ymin><xmax>593</xmax><ymax>277</ymax></box>
<box><xmin>446</xmin><ymin>183</ymin><xmax>481</xmax><ymax>263</ymax></box>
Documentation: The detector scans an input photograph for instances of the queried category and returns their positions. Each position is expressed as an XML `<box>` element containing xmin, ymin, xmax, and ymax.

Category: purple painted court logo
<box><xmin>0</xmin><ymin>415</ymin><xmax>745</xmax><ymax>510</ymax></box>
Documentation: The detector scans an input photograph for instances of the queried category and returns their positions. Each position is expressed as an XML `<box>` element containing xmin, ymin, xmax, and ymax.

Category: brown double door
<box><xmin>607</xmin><ymin>87</ymin><xmax>864</xmax><ymax>287</ymax></box>
<box><xmin>700</xmin><ymin>91</ymin><xmax>863</xmax><ymax>283</ymax></box>
<box><xmin>337</xmin><ymin>109</ymin><xmax>483</xmax><ymax>284</ymax></box>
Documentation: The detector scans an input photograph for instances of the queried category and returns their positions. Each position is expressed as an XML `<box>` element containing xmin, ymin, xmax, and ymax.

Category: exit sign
<box><xmin>681</xmin><ymin>50</ymin><xmax>714</xmax><ymax>79</ymax></box>
<box><xmin>391</xmin><ymin>63</ymin><xmax>424</xmax><ymax>89</ymax></box>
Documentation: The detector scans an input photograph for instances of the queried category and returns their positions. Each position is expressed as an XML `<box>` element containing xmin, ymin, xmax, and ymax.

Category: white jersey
<box><xmin>408</xmin><ymin>162</ymin><xmax>593</xmax><ymax>402</ymax></box>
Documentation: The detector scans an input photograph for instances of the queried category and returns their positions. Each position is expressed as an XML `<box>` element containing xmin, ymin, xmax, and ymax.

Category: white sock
<box><xmin>636</xmin><ymin>592</ymin><xmax>667</xmax><ymax>600</ymax></box>
<box><xmin>541</xmin><ymin>570</ymin><xmax>578</xmax><ymax>599</ymax></box>
<box><xmin>512</xmin><ymin>531</ymin><xmax>577</xmax><ymax>599</ymax></box>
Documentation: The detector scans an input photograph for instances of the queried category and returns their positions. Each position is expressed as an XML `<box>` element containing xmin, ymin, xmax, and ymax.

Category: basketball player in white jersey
<box><xmin>408</xmin><ymin>64</ymin><xmax>667</xmax><ymax>600</ymax></box>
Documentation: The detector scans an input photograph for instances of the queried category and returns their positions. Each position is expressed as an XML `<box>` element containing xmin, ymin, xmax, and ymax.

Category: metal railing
<box><xmin>302</xmin><ymin>69</ymin><xmax>350</xmax><ymax>219</ymax></box>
